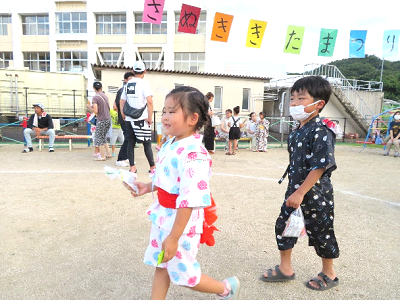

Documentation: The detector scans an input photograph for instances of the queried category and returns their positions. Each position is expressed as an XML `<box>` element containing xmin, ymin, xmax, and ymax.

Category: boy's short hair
<box><xmin>291</xmin><ymin>76</ymin><xmax>332</xmax><ymax>111</ymax></box>
<box><xmin>226</xmin><ymin>109</ymin><xmax>232</xmax><ymax>114</ymax></box>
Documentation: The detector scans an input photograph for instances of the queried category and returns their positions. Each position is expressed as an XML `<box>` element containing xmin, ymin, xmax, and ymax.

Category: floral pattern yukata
<box><xmin>275</xmin><ymin>116</ymin><xmax>340</xmax><ymax>259</ymax></box>
<box><xmin>143</xmin><ymin>134</ymin><xmax>212</xmax><ymax>287</ymax></box>
<box><xmin>256</xmin><ymin>119</ymin><xmax>270</xmax><ymax>152</ymax></box>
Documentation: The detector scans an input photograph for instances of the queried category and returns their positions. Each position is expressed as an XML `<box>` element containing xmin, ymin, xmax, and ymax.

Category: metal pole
<box><xmin>24</xmin><ymin>87</ymin><xmax>29</xmax><ymax>116</ymax></box>
<box><xmin>380</xmin><ymin>58</ymin><xmax>384</xmax><ymax>83</ymax></box>
<box><xmin>72</xmin><ymin>89</ymin><xmax>76</xmax><ymax>119</ymax></box>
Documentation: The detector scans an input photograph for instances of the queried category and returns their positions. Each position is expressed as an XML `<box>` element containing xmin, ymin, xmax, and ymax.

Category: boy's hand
<box><xmin>285</xmin><ymin>191</ymin><xmax>304</xmax><ymax>209</ymax></box>
<box><xmin>161</xmin><ymin>235</ymin><xmax>179</xmax><ymax>263</ymax></box>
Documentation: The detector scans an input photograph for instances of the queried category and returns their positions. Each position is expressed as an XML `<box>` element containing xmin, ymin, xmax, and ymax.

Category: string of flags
<box><xmin>143</xmin><ymin>1</ymin><xmax>400</xmax><ymax>58</ymax></box>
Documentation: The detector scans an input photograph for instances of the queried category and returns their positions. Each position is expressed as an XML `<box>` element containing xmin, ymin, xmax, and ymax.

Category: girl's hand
<box><xmin>161</xmin><ymin>235</ymin><xmax>179</xmax><ymax>263</ymax></box>
<box><xmin>134</xmin><ymin>182</ymin><xmax>152</xmax><ymax>197</ymax></box>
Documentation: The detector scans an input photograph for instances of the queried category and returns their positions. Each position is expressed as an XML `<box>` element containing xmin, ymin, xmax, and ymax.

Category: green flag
<box><xmin>283</xmin><ymin>25</ymin><xmax>305</xmax><ymax>54</ymax></box>
<box><xmin>318</xmin><ymin>28</ymin><xmax>338</xmax><ymax>57</ymax></box>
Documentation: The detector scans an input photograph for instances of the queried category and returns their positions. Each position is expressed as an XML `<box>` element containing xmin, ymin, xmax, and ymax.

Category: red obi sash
<box><xmin>157</xmin><ymin>188</ymin><xmax>219</xmax><ymax>246</ymax></box>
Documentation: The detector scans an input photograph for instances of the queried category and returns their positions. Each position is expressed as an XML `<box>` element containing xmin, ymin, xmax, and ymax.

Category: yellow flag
<box><xmin>246</xmin><ymin>19</ymin><xmax>267</xmax><ymax>48</ymax></box>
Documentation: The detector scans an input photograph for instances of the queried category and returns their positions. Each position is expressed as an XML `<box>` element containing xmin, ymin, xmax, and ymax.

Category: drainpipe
<box><xmin>6</xmin><ymin>73</ymin><xmax>13</xmax><ymax>111</ymax></box>
<box><xmin>15</xmin><ymin>74</ymin><xmax>19</xmax><ymax>117</ymax></box>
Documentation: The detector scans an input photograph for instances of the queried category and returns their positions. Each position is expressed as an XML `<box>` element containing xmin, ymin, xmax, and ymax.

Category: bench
<box><xmin>37</xmin><ymin>135</ymin><xmax>92</xmax><ymax>151</ymax></box>
<box><xmin>215</xmin><ymin>137</ymin><xmax>253</xmax><ymax>149</ymax></box>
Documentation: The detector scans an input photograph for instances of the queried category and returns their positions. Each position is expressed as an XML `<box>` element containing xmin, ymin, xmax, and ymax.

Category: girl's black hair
<box><xmin>249</xmin><ymin>112</ymin><xmax>256</xmax><ymax>120</ymax></box>
<box><xmin>233</xmin><ymin>106</ymin><xmax>240</xmax><ymax>114</ymax></box>
<box><xmin>165</xmin><ymin>86</ymin><xmax>209</xmax><ymax>131</ymax></box>
<box><xmin>259</xmin><ymin>111</ymin><xmax>266</xmax><ymax>117</ymax></box>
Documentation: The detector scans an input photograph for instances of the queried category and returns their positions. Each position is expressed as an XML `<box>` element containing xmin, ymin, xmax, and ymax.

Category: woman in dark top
<box><xmin>203</xmin><ymin>92</ymin><xmax>215</xmax><ymax>154</ymax></box>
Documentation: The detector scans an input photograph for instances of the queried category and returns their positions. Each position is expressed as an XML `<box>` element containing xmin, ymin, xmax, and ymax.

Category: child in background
<box><xmin>110</xmin><ymin>103</ymin><xmax>124</xmax><ymax>157</ymax></box>
<box><xmin>246</xmin><ymin>112</ymin><xmax>258</xmax><ymax>152</ymax></box>
<box><xmin>255</xmin><ymin>112</ymin><xmax>270</xmax><ymax>152</ymax></box>
<box><xmin>133</xmin><ymin>86</ymin><xmax>240</xmax><ymax>300</ymax></box>
<box><xmin>227</xmin><ymin>106</ymin><xmax>244</xmax><ymax>155</ymax></box>
<box><xmin>261</xmin><ymin>76</ymin><xmax>339</xmax><ymax>292</ymax></box>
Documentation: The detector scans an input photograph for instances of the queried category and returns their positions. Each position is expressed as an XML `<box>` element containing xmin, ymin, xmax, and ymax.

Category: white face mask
<box><xmin>394</xmin><ymin>115</ymin><xmax>400</xmax><ymax>120</ymax></box>
<box><xmin>289</xmin><ymin>100</ymin><xmax>321</xmax><ymax>121</ymax></box>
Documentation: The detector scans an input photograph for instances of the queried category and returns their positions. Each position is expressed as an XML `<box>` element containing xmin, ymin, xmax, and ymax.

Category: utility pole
<box><xmin>380</xmin><ymin>57</ymin><xmax>385</xmax><ymax>82</ymax></box>
<box><xmin>24</xmin><ymin>87</ymin><xmax>29</xmax><ymax>116</ymax></box>
<box><xmin>72</xmin><ymin>89</ymin><xmax>76</xmax><ymax>119</ymax></box>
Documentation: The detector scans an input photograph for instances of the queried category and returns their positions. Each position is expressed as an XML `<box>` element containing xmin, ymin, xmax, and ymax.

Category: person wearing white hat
<box><xmin>22</xmin><ymin>103</ymin><xmax>56</xmax><ymax>153</ymax></box>
<box><xmin>120</xmin><ymin>61</ymin><xmax>155</xmax><ymax>174</ymax></box>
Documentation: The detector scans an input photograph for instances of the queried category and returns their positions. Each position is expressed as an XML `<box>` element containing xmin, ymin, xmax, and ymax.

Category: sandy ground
<box><xmin>0</xmin><ymin>142</ymin><xmax>399</xmax><ymax>300</ymax></box>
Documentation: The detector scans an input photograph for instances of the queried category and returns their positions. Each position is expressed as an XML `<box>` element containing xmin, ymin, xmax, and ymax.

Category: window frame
<box><xmin>100</xmin><ymin>52</ymin><xmax>124</xmax><ymax>66</ymax></box>
<box><xmin>23</xmin><ymin>52</ymin><xmax>50</xmax><ymax>71</ymax></box>
<box><xmin>96</xmin><ymin>13</ymin><xmax>126</xmax><ymax>35</ymax></box>
<box><xmin>0</xmin><ymin>15</ymin><xmax>11</xmax><ymax>36</ymax></box>
<box><xmin>242</xmin><ymin>88</ymin><xmax>251</xmax><ymax>111</ymax></box>
<box><xmin>22</xmin><ymin>14</ymin><xmax>49</xmax><ymax>35</ymax></box>
<box><xmin>214</xmin><ymin>86</ymin><xmax>223</xmax><ymax>110</ymax></box>
<box><xmin>0</xmin><ymin>52</ymin><xmax>13</xmax><ymax>68</ymax></box>
<box><xmin>56</xmin><ymin>12</ymin><xmax>87</xmax><ymax>34</ymax></box>
<box><xmin>174</xmin><ymin>52</ymin><xmax>205</xmax><ymax>72</ymax></box>
<box><xmin>56</xmin><ymin>51</ymin><xmax>88</xmax><ymax>72</ymax></box>
<box><xmin>134</xmin><ymin>13</ymin><xmax>167</xmax><ymax>34</ymax></box>
<box><xmin>138</xmin><ymin>52</ymin><xmax>163</xmax><ymax>69</ymax></box>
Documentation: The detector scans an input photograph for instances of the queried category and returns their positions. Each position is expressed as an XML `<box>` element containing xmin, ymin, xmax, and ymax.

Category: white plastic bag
<box><xmin>104</xmin><ymin>166</ymin><xmax>139</xmax><ymax>196</ymax></box>
<box><xmin>282</xmin><ymin>207</ymin><xmax>306</xmax><ymax>237</ymax></box>
<box><xmin>211</xmin><ymin>115</ymin><xmax>221</xmax><ymax>127</ymax></box>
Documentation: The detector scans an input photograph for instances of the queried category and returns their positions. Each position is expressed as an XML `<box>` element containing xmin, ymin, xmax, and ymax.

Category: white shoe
<box><xmin>116</xmin><ymin>160</ymin><xmax>130</xmax><ymax>167</ymax></box>
<box><xmin>49</xmin><ymin>147</ymin><xmax>55</xmax><ymax>152</ymax></box>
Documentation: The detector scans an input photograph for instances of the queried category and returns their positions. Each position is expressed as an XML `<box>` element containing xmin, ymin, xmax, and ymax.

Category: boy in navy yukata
<box><xmin>261</xmin><ymin>76</ymin><xmax>339</xmax><ymax>291</ymax></box>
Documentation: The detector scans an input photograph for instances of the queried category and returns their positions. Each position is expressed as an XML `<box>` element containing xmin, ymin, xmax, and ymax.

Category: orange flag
<box><xmin>211</xmin><ymin>12</ymin><xmax>234</xmax><ymax>43</ymax></box>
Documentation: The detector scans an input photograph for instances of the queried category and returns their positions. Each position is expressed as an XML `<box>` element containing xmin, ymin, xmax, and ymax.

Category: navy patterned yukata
<box><xmin>275</xmin><ymin>116</ymin><xmax>339</xmax><ymax>259</ymax></box>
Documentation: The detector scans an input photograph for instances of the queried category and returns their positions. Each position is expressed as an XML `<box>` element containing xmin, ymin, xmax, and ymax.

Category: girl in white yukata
<box><xmin>133</xmin><ymin>86</ymin><xmax>240</xmax><ymax>300</ymax></box>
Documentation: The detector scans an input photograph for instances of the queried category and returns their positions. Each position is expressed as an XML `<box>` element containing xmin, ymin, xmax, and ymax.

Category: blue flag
<box><xmin>349</xmin><ymin>30</ymin><xmax>367</xmax><ymax>58</ymax></box>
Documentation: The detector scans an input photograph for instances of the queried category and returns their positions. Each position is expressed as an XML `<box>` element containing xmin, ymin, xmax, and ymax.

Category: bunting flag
<box><xmin>211</xmin><ymin>12</ymin><xmax>234</xmax><ymax>43</ymax></box>
<box><xmin>382</xmin><ymin>30</ymin><xmax>400</xmax><ymax>58</ymax></box>
<box><xmin>245</xmin><ymin>19</ymin><xmax>267</xmax><ymax>48</ymax></box>
<box><xmin>283</xmin><ymin>25</ymin><xmax>305</xmax><ymax>54</ymax></box>
<box><xmin>349</xmin><ymin>30</ymin><xmax>368</xmax><ymax>58</ymax></box>
<box><xmin>143</xmin><ymin>0</ymin><xmax>165</xmax><ymax>24</ymax></box>
<box><xmin>177</xmin><ymin>4</ymin><xmax>201</xmax><ymax>34</ymax></box>
<box><xmin>318</xmin><ymin>28</ymin><xmax>338</xmax><ymax>57</ymax></box>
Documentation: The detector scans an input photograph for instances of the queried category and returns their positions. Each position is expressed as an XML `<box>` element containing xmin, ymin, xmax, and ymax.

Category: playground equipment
<box><xmin>358</xmin><ymin>106</ymin><xmax>400</xmax><ymax>151</ymax></box>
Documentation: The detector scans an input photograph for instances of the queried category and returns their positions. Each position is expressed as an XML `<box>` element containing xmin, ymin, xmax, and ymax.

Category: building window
<box><xmin>96</xmin><ymin>14</ymin><xmax>126</xmax><ymax>34</ymax></box>
<box><xmin>175</xmin><ymin>11</ymin><xmax>206</xmax><ymax>34</ymax></box>
<box><xmin>214</xmin><ymin>87</ymin><xmax>222</xmax><ymax>110</ymax></box>
<box><xmin>0</xmin><ymin>52</ymin><xmax>13</xmax><ymax>68</ymax></box>
<box><xmin>56</xmin><ymin>12</ymin><xmax>87</xmax><ymax>34</ymax></box>
<box><xmin>23</xmin><ymin>52</ymin><xmax>50</xmax><ymax>71</ymax></box>
<box><xmin>57</xmin><ymin>51</ymin><xmax>87</xmax><ymax>72</ymax></box>
<box><xmin>100</xmin><ymin>52</ymin><xmax>124</xmax><ymax>66</ymax></box>
<box><xmin>242</xmin><ymin>88</ymin><xmax>250</xmax><ymax>111</ymax></box>
<box><xmin>0</xmin><ymin>15</ymin><xmax>11</xmax><ymax>35</ymax></box>
<box><xmin>174</xmin><ymin>52</ymin><xmax>205</xmax><ymax>72</ymax></box>
<box><xmin>139</xmin><ymin>52</ymin><xmax>163</xmax><ymax>69</ymax></box>
<box><xmin>22</xmin><ymin>15</ymin><xmax>49</xmax><ymax>35</ymax></box>
<box><xmin>135</xmin><ymin>13</ymin><xmax>167</xmax><ymax>34</ymax></box>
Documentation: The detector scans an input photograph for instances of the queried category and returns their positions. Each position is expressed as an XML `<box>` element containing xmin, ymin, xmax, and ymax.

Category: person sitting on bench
<box><xmin>22</xmin><ymin>103</ymin><xmax>55</xmax><ymax>153</ymax></box>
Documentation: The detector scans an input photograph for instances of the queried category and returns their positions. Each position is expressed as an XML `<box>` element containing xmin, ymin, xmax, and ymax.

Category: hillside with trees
<box><xmin>329</xmin><ymin>55</ymin><xmax>400</xmax><ymax>101</ymax></box>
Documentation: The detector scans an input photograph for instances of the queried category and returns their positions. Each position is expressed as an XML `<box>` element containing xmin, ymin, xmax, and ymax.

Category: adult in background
<box><xmin>203</xmin><ymin>92</ymin><xmax>215</xmax><ymax>154</ymax></box>
<box><xmin>384</xmin><ymin>110</ymin><xmax>400</xmax><ymax>157</ymax></box>
<box><xmin>115</xmin><ymin>71</ymin><xmax>134</xmax><ymax>167</ymax></box>
<box><xmin>120</xmin><ymin>61</ymin><xmax>155</xmax><ymax>174</ymax></box>
<box><xmin>22</xmin><ymin>103</ymin><xmax>55</xmax><ymax>153</ymax></box>
<box><xmin>91</xmin><ymin>82</ymin><xmax>112</xmax><ymax>161</ymax></box>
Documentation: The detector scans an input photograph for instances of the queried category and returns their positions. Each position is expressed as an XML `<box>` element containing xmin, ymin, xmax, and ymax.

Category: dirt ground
<box><xmin>0</xmin><ymin>142</ymin><xmax>399</xmax><ymax>300</ymax></box>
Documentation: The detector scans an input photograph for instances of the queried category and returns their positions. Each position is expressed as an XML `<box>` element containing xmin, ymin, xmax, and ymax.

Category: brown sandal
<box><xmin>225</xmin><ymin>152</ymin><xmax>232</xmax><ymax>155</ymax></box>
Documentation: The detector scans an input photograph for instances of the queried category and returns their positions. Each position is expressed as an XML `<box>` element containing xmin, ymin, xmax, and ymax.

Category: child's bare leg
<box><xmin>229</xmin><ymin>140</ymin><xmax>233</xmax><ymax>153</ymax></box>
<box><xmin>111</xmin><ymin>145</ymin><xmax>115</xmax><ymax>154</ymax></box>
<box><xmin>189</xmin><ymin>274</ymin><xmax>225</xmax><ymax>294</ymax></box>
<box><xmin>151</xmin><ymin>267</ymin><xmax>170</xmax><ymax>300</ymax></box>
<box><xmin>263</xmin><ymin>249</ymin><xmax>294</xmax><ymax>278</ymax></box>
<box><xmin>307</xmin><ymin>258</ymin><xmax>337</xmax><ymax>288</ymax></box>
<box><xmin>234</xmin><ymin>139</ymin><xmax>238</xmax><ymax>152</ymax></box>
